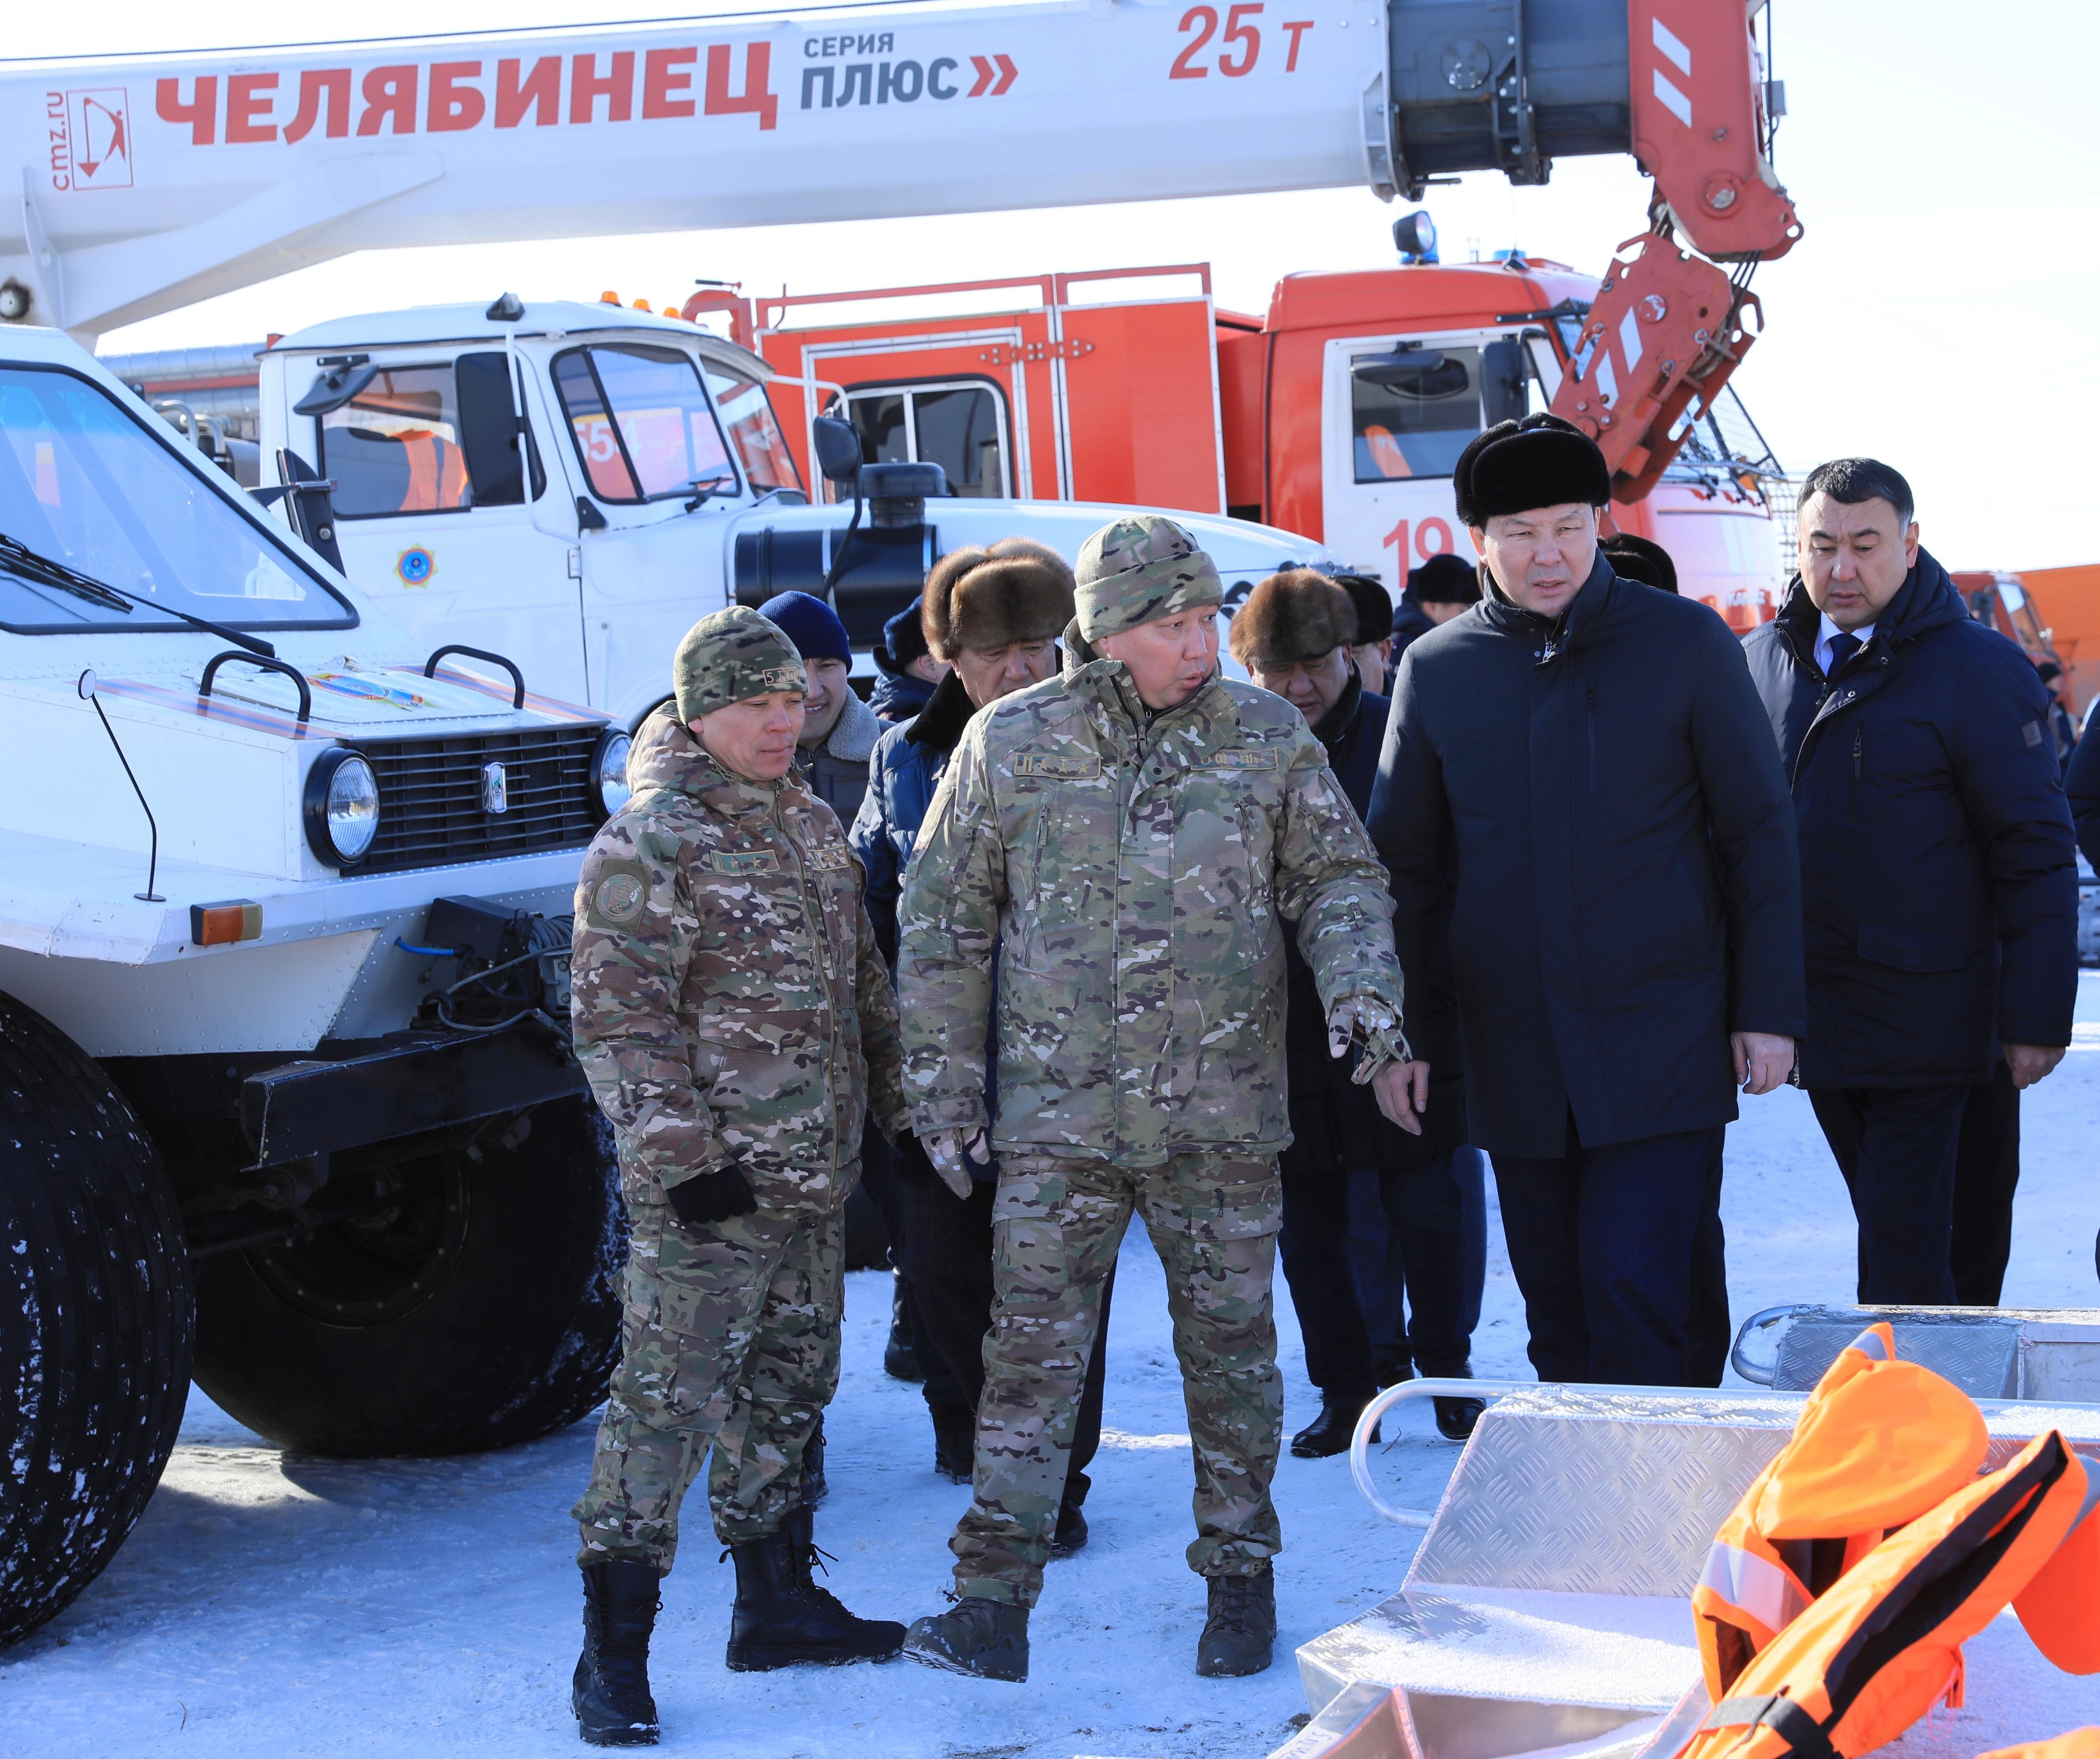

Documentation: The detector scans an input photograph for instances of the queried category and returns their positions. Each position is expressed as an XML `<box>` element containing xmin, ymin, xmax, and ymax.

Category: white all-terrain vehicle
<box><xmin>5</xmin><ymin>305</ymin><xmax>1326</xmax><ymax>1646</ymax></box>
<box><xmin>0</xmin><ymin>325</ymin><xmax>638</xmax><ymax>1643</ymax></box>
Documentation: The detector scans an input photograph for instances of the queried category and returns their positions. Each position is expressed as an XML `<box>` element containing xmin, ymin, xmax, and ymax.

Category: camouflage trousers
<box><xmin>572</xmin><ymin>1191</ymin><xmax>844</xmax><ymax>1574</ymax></box>
<box><xmin>951</xmin><ymin>1150</ymin><xmax>1284</xmax><ymax>1609</ymax></box>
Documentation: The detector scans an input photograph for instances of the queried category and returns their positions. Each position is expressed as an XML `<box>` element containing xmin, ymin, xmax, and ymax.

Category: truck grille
<box><xmin>347</xmin><ymin>726</ymin><xmax>603</xmax><ymax>873</ymax></box>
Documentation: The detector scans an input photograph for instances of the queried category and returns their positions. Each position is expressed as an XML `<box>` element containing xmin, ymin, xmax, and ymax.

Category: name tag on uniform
<box><xmin>806</xmin><ymin>843</ymin><xmax>854</xmax><ymax>872</ymax></box>
<box><xmin>705</xmin><ymin>849</ymin><xmax>780</xmax><ymax>875</ymax></box>
<box><xmin>1014</xmin><ymin>752</ymin><xmax>1101</xmax><ymax>780</ymax></box>
<box><xmin>1197</xmin><ymin>749</ymin><xmax>1278</xmax><ymax>772</ymax></box>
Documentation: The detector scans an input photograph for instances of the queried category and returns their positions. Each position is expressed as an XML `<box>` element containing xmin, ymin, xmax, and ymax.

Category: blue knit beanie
<box><xmin>880</xmin><ymin>596</ymin><xmax>930</xmax><ymax>668</ymax></box>
<box><xmin>756</xmin><ymin>590</ymin><xmax>851</xmax><ymax>664</ymax></box>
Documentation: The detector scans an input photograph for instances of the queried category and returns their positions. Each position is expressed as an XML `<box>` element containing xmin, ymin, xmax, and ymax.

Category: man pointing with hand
<box><xmin>895</xmin><ymin>515</ymin><xmax>1412</xmax><ymax>1687</ymax></box>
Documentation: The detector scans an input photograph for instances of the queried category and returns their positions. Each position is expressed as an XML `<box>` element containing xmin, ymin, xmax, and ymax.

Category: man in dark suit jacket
<box><xmin>1740</xmin><ymin>457</ymin><xmax>2077</xmax><ymax>1304</ymax></box>
<box><xmin>1368</xmin><ymin>415</ymin><xmax>1805</xmax><ymax>1387</ymax></box>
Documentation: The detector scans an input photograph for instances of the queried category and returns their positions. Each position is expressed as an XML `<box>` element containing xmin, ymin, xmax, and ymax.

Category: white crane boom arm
<box><xmin>1</xmin><ymin>0</ymin><xmax>1396</xmax><ymax>339</ymax></box>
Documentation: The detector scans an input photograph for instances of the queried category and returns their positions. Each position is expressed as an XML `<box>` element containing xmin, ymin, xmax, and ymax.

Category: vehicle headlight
<box><xmin>303</xmin><ymin>748</ymin><xmax>381</xmax><ymax>865</ymax></box>
<box><xmin>592</xmin><ymin>728</ymin><xmax>633</xmax><ymax>818</ymax></box>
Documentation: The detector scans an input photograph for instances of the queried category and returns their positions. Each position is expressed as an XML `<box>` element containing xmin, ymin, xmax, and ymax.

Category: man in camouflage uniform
<box><xmin>896</xmin><ymin>516</ymin><xmax>1416</xmax><ymax>1684</ymax></box>
<box><xmin>567</xmin><ymin>606</ymin><xmax>912</xmax><ymax>1748</ymax></box>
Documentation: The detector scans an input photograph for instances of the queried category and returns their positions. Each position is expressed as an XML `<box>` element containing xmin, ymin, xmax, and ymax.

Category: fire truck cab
<box><xmin>753</xmin><ymin>254</ymin><xmax>1790</xmax><ymax>632</ymax></box>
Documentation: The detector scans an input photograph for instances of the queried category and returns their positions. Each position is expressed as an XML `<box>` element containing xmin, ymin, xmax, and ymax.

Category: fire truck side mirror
<box><xmin>810</xmin><ymin>416</ymin><xmax>863</xmax><ymax>485</ymax></box>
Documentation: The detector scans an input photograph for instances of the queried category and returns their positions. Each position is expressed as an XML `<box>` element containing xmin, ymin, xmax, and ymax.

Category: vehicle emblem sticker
<box><xmin>396</xmin><ymin>547</ymin><xmax>436</xmax><ymax>588</ymax></box>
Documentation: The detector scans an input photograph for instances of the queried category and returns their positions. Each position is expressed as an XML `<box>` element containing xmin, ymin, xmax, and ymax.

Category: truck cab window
<box><xmin>1351</xmin><ymin>345</ymin><xmax>1483</xmax><ymax>483</ymax></box>
<box><xmin>0</xmin><ymin>364</ymin><xmax>353</xmax><ymax>634</ymax></box>
<box><xmin>844</xmin><ymin>381</ymin><xmax>1006</xmax><ymax>499</ymax></box>
<box><xmin>703</xmin><ymin>363</ymin><xmax>802</xmax><ymax>497</ymax></box>
<box><xmin>321</xmin><ymin>358</ymin><xmax>547</xmax><ymax>518</ymax></box>
<box><xmin>553</xmin><ymin>344</ymin><xmax>737</xmax><ymax>504</ymax></box>
<box><xmin>320</xmin><ymin>365</ymin><xmax>470</xmax><ymax>518</ymax></box>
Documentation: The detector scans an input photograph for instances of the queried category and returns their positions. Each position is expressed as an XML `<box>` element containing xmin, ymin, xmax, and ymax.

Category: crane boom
<box><xmin>1</xmin><ymin>0</ymin><xmax>1797</xmax><ymax>496</ymax></box>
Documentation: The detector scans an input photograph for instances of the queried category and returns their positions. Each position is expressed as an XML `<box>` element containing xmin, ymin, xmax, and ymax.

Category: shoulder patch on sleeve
<box><xmin>2024</xmin><ymin>720</ymin><xmax>2045</xmax><ymax>748</ymax></box>
<box><xmin>586</xmin><ymin>860</ymin><xmax>651</xmax><ymax>928</ymax></box>
<box><xmin>1014</xmin><ymin>751</ymin><xmax>1102</xmax><ymax>780</ymax></box>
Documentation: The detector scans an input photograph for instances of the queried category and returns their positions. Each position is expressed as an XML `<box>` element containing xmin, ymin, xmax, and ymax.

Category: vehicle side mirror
<box><xmin>810</xmin><ymin>416</ymin><xmax>863</xmax><ymax>485</ymax></box>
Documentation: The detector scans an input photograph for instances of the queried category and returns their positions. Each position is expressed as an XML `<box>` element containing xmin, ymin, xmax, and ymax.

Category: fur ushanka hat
<box><xmin>1452</xmin><ymin>412</ymin><xmax>1612</xmax><ymax>529</ymax></box>
<box><xmin>921</xmin><ymin>538</ymin><xmax>1077</xmax><ymax>661</ymax></box>
<box><xmin>1228</xmin><ymin>570</ymin><xmax>1360</xmax><ymax>668</ymax></box>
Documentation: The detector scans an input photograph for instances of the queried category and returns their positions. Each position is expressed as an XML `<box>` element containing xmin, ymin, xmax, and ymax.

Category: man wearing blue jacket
<box><xmin>1741</xmin><ymin>458</ymin><xmax>2078</xmax><ymax>1304</ymax></box>
<box><xmin>850</xmin><ymin>538</ymin><xmax>1108</xmax><ymax>1555</ymax></box>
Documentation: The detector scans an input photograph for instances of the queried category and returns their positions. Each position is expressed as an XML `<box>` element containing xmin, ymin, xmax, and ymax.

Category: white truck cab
<box><xmin>256</xmin><ymin>299</ymin><xmax>1330</xmax><ymax>725</ymax></box>
<box><xmin>0</xmin><ymin>323</ymin><xmax>631</xmax><ymax>1644</ymax></box>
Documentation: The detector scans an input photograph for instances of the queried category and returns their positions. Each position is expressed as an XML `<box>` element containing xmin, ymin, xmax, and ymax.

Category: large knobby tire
<box><xmin>0</xmin><ymin>992</ymin><xmax>194</xmax><ymax>1647</ymax></box>
<box><xmin>193</xmin><ymin>1094</ymin><xmax>624</xmax><ymax>1458</ymax></box>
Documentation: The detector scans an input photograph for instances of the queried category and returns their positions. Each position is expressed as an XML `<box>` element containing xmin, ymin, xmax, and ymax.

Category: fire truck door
<box><xmin>1320</xmin><ymin>330</ymin><xmax>1530</xmax><ymax>587</ymax></box>
<box><xmin>1051</xmin><ymin>295</ymin><xmax>1224</xmax><ymax>515</ymax></box>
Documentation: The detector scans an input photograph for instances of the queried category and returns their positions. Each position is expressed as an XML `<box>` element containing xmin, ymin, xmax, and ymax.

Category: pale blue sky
<box><xmin>12</xmin><ymin>0</ymin><xmax>2097</xmax><ymax>568</ymax></box>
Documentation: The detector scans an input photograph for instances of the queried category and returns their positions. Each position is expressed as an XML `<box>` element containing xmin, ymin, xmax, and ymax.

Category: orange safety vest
<box><xmin>1676</xmin><ymin>1427</ymin><xmax>2096</xmax><ymax>1759</ymax></box>
<box><xmin>1693</xmin><ymin>1324</ymin><xmax>1989</xmax><ymax>1700</ymax></box>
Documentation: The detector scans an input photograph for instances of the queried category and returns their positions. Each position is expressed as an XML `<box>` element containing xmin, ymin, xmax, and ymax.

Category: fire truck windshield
<box><xmin>0</xmin><ymin>364</ymin><xmax>354</xmax><ymax>637</ymax></box>
<box><xmin>1351</xmin><ymin>346</ymin><xmax>1484</xmax><ymax>482</ymax></box>
<box><xmin>553</xmin><ymin>344</ymin><xmax>738</xmax><ymax>504</ymax></box>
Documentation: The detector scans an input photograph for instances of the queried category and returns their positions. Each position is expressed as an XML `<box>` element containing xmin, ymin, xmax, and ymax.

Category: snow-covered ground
<box><xmin>9</xmin><ymin>976</ymin><xmax>2100</xmax><ymax>1758</ymax></box>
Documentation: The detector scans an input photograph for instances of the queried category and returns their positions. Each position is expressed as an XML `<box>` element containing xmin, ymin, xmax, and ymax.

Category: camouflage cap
<box><xmin>672</xmin><ymin>606</ymin><xmax>807</xmax><ymax>723</ymax></box>
<box><xmin>1073</xmin><ymin>514</ymin><xmax>1224</xmax><ymax>641</ymax></box>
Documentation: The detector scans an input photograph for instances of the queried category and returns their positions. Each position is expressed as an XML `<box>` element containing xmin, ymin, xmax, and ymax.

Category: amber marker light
<box><xmin>189</xmin><ymin>901</ymin><xmax>263</xmax><ymax>947</ymax></box>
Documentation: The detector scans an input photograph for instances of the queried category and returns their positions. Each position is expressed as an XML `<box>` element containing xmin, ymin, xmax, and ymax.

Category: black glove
<box><xmin>666</xmin><ymin>1167</ymin><xmax>758</xmax><ymax>1228</ymax></box>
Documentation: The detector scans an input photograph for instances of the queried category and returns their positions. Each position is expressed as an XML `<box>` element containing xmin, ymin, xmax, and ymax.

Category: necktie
<box><xmin>1825</xmin><ymin>631</ymin><xmax>1861</xmax><ymax>680</ymax></box>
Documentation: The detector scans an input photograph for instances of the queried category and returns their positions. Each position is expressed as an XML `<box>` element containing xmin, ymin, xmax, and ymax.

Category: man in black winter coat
<box><xmin>1368</xmin><ymin>415</ymin><xmax>1805</xmax><ymax>1387</ymax></box>
<box><xmin>1741</xmin><ymin>457</ymin><xmax>2077</xmax><ymax>1305</ymax></box>
<box><xmin>1232</xmin><ymin>571</ymin><xmax>1485</xmax><ymax>1454</ymax></box>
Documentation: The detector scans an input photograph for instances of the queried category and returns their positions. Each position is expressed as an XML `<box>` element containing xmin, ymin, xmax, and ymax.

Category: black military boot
<box><xmin>931</xmin><ymin>1406</ymin><xmax>976</xmax><ymax>1483</ymax></box>
<box><xmin>903</xmin><ymin>1594</ymin><xmax>1030</xmax><ymax>1682</ymax></box>
<box><xmin>1290</xmin><ymin>1394</ymin><xmax>1376</xmax><ymax>1458</ymax></box>
<box><xmin>884</xmin><ymin>1275</ymin><xmax>924</xmax><ymax>1382</ymax></box>
<box><xmin>572</xmin><ymin>1561</ymin><xmax>661</xmax><ymax>1747</ymax></box>
<box><xmin>1196</xmin><ymin>1568</ymin><xmax>1276</xmax><ymax>1677</ymax></box>
<box><xmin>724</xmin><ymin>1528</ymin><xmax>905</xmax><ymax>1671</ymax></box>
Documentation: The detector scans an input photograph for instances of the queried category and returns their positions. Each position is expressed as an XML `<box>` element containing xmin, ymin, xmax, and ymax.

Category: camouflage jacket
<box><xmin>897</xmin><ymin>645</ymin><xmax>1404</xmax><ymax>1161</ymax></box>
<box><xmin>571</xmin><ymin>709</ymin><xmax>909</xmax><ymax>1213</ymax></box>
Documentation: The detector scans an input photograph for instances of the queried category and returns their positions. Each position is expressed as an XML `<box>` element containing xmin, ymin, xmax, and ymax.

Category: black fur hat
<box><xmin>1229</xmin><ymin>570</ymin><xmax>1359</xmax><ymax>667</ymax></box>
<box><xmin>922</xmin><ymin>539</ymin><xmax>1076</xmax><ymax>661</ymax></box>
<box><xmin>1452</xmin><ymin>413</ymin><xmax>1612</xmax><ymax>529</ymax></box>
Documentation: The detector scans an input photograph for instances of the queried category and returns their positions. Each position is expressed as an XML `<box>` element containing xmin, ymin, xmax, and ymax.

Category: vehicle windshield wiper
<box><xmin>0</xmin><ymin>532</ymin><xmax>275</xmax><ymax>657</ymax></box>
<box><xmin>684</xmin><ymin>471</ymin><xmax>737</xmax><ymax>512</ymax></box>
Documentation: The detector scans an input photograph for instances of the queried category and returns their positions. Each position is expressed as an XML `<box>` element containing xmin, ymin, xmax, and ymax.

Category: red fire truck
<box><xmin>687</xmin><ymin>248</ymin><xmax>1790</xmax><ymax>632</ymax></box>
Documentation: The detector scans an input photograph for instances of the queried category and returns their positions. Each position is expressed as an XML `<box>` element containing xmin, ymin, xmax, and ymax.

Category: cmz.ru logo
<box><xmin>46</xmin><ymin>89</ymin><xmax>134</xmax><ymax>191</ymax></box>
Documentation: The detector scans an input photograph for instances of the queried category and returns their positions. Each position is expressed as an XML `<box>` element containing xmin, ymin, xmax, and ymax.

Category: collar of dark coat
<box><xmin>907</xmin><ymin>666</ymin><xmax>977</xmax><ymax>753</ymax></box>
<box><xmin>1058</xmin><ymin>615</ymin><xmax>1230</xmax><ymax>738</ymax></box>
<box><xmin>1477</xmin><ymin>550</ymin><xmax>1617</xmax><ymax>654</ymax></box>
<box><xmin>1773</xmin><ymin>547</ymin><xmax>1964</xmax><ymax>662</ymax></box>
<box><xmin>625</xmin><ymin>707</ymin><xmax>794</xmax><ymax>817</ymax></box>
<box><xmin>1310</xmin><ymin>664</ymin><xmax>1365</xmax><ymax>746</ymax></box>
